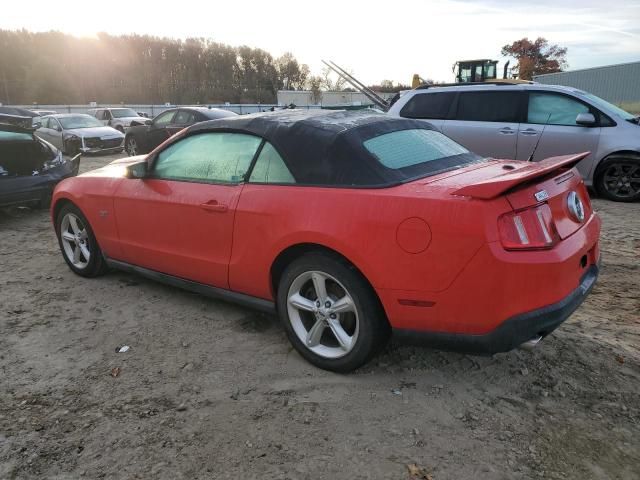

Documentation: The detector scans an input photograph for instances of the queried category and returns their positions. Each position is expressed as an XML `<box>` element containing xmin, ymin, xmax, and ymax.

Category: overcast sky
<box><xmin>3</xmin><ymin>0</ymin><xmax>639</xmax><ymax>85</ymax></box>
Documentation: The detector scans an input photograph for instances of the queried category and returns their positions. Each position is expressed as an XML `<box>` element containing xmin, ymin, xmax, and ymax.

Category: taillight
<box><xmin>498</xmin><ymin>203</ymin><xmax>560</xmax><ymax>250</ymax></box>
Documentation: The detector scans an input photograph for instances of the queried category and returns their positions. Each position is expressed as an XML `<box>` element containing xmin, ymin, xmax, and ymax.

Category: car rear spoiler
<box><xmin>452</xmin><ymin>152</ymin><xmax>589</xmax><ymax>199</ymax></box>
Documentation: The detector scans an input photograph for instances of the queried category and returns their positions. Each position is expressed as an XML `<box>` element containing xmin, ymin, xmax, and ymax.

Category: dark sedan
<box><xmin>124</xmin><ymin>107</ymin><xmax>237</xmax><ymax>156</ymax></box>
<box><xmin>0</xmin><ymin>116</ymin><xmax>80</xmax><ymax>208</ymax></box>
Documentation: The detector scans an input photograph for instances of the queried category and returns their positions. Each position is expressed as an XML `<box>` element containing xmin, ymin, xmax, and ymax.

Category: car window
<box><xmin>174</xmin><ymin>110</ymin><xmax>196</xmax><ymax>125</ymax></box>
<box><xmin>527</xmin><ymin>92</ymin><xmax>590</xmax><ymax>126</ymax></box>
<box><xmin>153</xmin><ymin>132</ymin><xmax>261</xmax><ymax>184</ymax></box>
<box><xmin>363</xmin><ymin>129</ymin><xmax>470</xmax><ymax>169</ymax></box>
<box><xmin>455</xmin><ymin>91</ymin><xmax>521</xmax><ymax>122</ymax></box>
<box><xmin>50</xmin><ymin>119</ymin><xmax>62</xmax><ymax>131</ymax></box>
<box><xmin>400</xmin><ymin>92</ymin><xmax>456</xmax><ymax>120</ymax></box>
<box><xmin>249</xmin><ymin>142</ymin><xmax>295</xmax><ymax>183</ymax></box>
<box><xmin>40</xmin><ymin>117</ymin><xmax>50</xmax><ymax>129</ymax></box>
<box><xmin>96</xmin><ymin>110</ymin><xmax>105</xmax><ymax>120</ymax></box>
<box><xmin>153</xmin><ymin>110</ymin><xmax>176</xmax><ymax>126</ymax></box>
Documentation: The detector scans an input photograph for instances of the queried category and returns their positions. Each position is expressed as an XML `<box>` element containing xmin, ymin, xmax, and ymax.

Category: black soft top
<box><xmin>188</xmin><ymin>109</ymin><xmax>441</xmax><ymax>187</ymax></box>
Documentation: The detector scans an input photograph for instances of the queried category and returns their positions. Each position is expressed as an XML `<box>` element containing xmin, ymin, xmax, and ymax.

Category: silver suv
<box><xmin>88</xmin><ymin>108</ymin><xmax>147</xmax><ymax>134</ymax></box>
<box><xmin>388</xmin><ymin>83</ymin><xmax>640</xmax><ymax>202</ymax></box>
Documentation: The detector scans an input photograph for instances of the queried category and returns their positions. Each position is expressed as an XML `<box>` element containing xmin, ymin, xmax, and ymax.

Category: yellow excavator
<box><xmin>411</xmin><ymin>58</ymin><xmax>529</xmax><ymax>88</ymax></box>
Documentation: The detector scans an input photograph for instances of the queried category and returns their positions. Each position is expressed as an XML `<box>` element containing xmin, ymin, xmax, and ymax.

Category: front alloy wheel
<box><xmin>60</xmin><ymin>213</ymin><xmax>91</xmax><ymax>269</ymax></box>
<box><xmin>56</xmin><ymin>203</ymin><xmax>107</xmax><ymax>277</ymax></box>
<box><xmin>277</xmin><ymin>253</ymin><xmax>389</xmax><ymax>372</ymax></box>
<box><xmin>600</xmin><ymin>161</ymin><xmax>640</xmax><ymax>201</ymax></box>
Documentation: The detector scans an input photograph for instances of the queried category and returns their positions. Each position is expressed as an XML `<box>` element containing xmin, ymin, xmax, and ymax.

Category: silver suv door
<box><xmin>516</xmin><ymin>91</ymin><xmax>600</xmax><ymax>179</ymax></box>
<box><xmin>442</xmin><ymin>90</ymin><xmax>521</xmax><ymax>159</ymax></box>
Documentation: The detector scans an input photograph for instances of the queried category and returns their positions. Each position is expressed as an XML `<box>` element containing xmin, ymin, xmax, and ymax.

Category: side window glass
<box><xmin>528</xmin><ymin>92</ymin><xmax>590</xmax><ymax>126</ymax></box>
<box><xmin>153</xmin><ymin>110</ymin><xmax>175</xmax><ymax>126</ymax></box>
<box><xmin>400</xmin><ymin>92</ymin><xmax>456</xmax><ymax>120</ymax></box>
<box><xmin>51</xmin><ymin>119</ymin><xmax>61</xmax><ymax>131</ymax></box>
<box><xmin>456</xmin><ymin>91</ymin><xmax>521</xmax><ymax>122</ymax></box>
<box><xmin>249</xmin><ymin>142</ymin><xmax>295</xmax><ymax>183</ymax></box>
<box><xmin>174</xmin><ymin>111</ymin><xmax>195</xmax><ymax>124</ymax></box>
<box><xmin>41</xmin><ymin>118</ymin><xmax>50</xmax><ymax>129</ymax></box>
<box><xmin>153</xmin><ymin>132</ymin><xmax>261</xmax><ymax>183</ymax></box>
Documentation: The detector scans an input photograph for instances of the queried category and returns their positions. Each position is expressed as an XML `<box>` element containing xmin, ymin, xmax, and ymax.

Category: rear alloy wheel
<box><xmin>56</xmin><ymin>204</ymin><xmax>107</xmax><ymax>277</ymax></box>
<box><xmin>125</xmin><ymin>136</ymin><xmax>138</xmax><ymax>156</ymax></box>
<box><xmin>277</xmin><ymin>253</ymin><xmax>389</xmax><ymax>372</ymax></box>
<box><xmin>596</xmin><ymin>156</ymin><xmax>640</xmax><ymax>202</ymax></box>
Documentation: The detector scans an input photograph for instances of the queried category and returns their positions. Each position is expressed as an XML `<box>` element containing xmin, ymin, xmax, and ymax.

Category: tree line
<box><xmin>0</xmin><ymin>30</ymin><xmax>311</xmax><ymax>105</ymax></box>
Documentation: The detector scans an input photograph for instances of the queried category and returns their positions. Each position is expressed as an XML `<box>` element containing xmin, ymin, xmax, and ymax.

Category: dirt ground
<box><xmin>1</xmin><ymin>152</ymin><xmax>638</xmax><ymax>480</ymax></box>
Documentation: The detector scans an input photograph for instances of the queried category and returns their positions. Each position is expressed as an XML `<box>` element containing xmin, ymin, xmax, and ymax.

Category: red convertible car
<box><xmin>51</xmin><ymin>110</ymin><xmax>600</xmax><ymax>372</ymax></box>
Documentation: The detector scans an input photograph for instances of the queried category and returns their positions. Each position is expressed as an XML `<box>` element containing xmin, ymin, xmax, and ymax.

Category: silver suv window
<box><xmin>455</xmin><ymin>91</ymin><xmax>521</xmax><ymax>122</ymax></box>
<box><xmin>528</xmin><ymin>92</ymin><xmax>589</xmax><ymax>126</ymax></box>
<box><xmin>400</xmin><ymin>92</ymin><xmax>456</xmax><ymax>119</ymax></box>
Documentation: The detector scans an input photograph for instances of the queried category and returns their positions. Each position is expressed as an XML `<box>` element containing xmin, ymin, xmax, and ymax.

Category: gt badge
<box><xmin>534</xmin><ymin>190</ymin><xmax>549</xmax><ymax>202</ymax></box>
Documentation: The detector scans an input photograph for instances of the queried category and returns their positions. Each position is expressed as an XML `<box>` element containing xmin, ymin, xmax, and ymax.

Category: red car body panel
<box><xmin>51</xmin><ymin>112</ymin><xmax>601</xmax><ymax>351</ymax></box>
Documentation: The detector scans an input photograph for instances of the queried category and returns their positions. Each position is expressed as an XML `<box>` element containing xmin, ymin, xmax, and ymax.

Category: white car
<box><xmin>36</xmin><ymin>114</ymin><xmax>124</xmax><ymax>155</ymax></box>
<box><xmin>88</xmin><ymin>107</ymin><xmax>148</xmax><ymax>133</ymax></box>
<box><xmin>388</xmin><ymin>83</ymin><xmax>640</xmax><ymax>202</ymax></box>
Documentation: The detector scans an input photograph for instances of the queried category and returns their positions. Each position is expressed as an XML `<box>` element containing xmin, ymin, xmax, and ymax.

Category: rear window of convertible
<box><xmin>362</xmin><ymin>129</ymin><xmax>482</xmax><ymax>180</ymax></box>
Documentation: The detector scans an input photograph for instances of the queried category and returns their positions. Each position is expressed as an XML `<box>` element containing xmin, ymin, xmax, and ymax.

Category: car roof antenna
<box><xmin>527</xmin><ymin>113</ymin><xmax>552</xmax><ymax>162</ymax></box>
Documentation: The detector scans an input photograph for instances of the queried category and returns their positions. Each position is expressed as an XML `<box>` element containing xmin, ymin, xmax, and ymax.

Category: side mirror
<box><xmin>124</xmin><ymin>161</ymin><xmax>148</xmax><ymax>179</ymax></box>
<box><xmin>576</xmin><ymin>112</ymin><xmax>596</xmax><ymax>127</ymax></box>
<box><xmin>32</xmin><ymin>121</ymin><xmax>42</xmax><ymax>129</ymax></box>
<box><xmin>145</xmin><ymin>119</ymin><xmax>152</xmax><ymax>125</ymax></box>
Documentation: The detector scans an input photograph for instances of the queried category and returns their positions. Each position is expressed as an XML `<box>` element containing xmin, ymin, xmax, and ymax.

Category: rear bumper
<box><xmin>393</xmin><ymin>264</ymin><xmax>598</xmax><ymax>354</ymax></box>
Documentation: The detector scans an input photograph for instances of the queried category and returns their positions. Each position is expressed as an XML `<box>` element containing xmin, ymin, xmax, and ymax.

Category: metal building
<box><xmin>533</xmin><ymin>61</ymin><xmax>640</xmax><ymax>105</ymax></box>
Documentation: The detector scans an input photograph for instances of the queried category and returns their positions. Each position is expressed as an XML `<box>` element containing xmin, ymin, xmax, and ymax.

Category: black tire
<box><xmin>276</xmin><ymin>252</ymin><xmax>389</xmax><ymax>372</ymax></box>
<box><xmin>55</xmin><ymin>203</ymin><xmax>108</xmax><ymax>277</ymax></box>
<box><xmin>595</xmin><ymin>154</ymin><xmax>640</xmax><ymax>202</ymax></box>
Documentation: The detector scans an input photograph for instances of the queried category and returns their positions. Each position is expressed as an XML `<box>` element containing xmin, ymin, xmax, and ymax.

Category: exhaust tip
<box><xmin>520</xmin><ymin>335</ymin><xmax>543</xmax><ymax>351</ymax></box>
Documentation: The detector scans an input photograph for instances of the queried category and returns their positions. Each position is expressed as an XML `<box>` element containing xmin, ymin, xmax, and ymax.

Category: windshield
<box><xmin>363</xmin><ymin>129</ymin><xmax>483</xmax><ymax>180</ymax></box>
<box><xmin>580</xmin><ymin>92</ymin><xmax>635</xmax><ymax>120</ymax></box>
<box><xmin>111</xmin><ymin>108</ymin><xmax>139</xmax><ymax>118</ymax></box>
<box><xmin>58</xmin><ymin>115</ymin><xmax>104</xmax><ymax>129</ymax></box>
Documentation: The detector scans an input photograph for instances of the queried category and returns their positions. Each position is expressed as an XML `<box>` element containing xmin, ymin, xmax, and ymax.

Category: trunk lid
<box><xmin>443</xmin><ymin>152</ymin><xmax>592</xmax><ymax>240</ymax></box>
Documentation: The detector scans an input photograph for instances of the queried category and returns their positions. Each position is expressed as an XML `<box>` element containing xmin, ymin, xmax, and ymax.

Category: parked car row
<box><xmin>388</xmin><ymin>83</ymin><xmax>640</xmax><ymax>202</ymax></box>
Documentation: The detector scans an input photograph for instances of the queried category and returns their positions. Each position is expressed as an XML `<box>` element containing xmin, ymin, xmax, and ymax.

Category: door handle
<box><xmin>520</xmin><ymin>129</ymin><xmax>539</xmax><ymax>136</ymax></box>
<box><xmin>498</xmin><ymin>127</ymin><xmax>515</xmax><ymax>135</ymax></box>
<box><xmin>200</xmin><ymin>200</ymin><xmax>228</xmax><ymax>213</ymax></box>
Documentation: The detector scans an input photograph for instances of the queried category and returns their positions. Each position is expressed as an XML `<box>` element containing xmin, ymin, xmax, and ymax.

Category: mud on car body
<box><xmin>0</xmin><ymin>117</ymin><xmax>80</xmax><ymax>208</ymax></box>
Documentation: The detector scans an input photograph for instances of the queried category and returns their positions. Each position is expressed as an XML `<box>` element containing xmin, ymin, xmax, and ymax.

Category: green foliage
<box><xmin>0</xmin><ymin>30</ymin><xmax>310</xmax><ymax>104</ymax></box>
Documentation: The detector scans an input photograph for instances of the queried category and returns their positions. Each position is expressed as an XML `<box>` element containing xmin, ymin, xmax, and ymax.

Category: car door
<box><xmin>442</xmin><ymin>90</ymin><xmax>522</xmax><ymax>159</ymax></box>
<box><xmin>47</xmin><ymin>118</ymin><xmax>64</xmax><ymax>150</ymax></box>
<box><xmin>145</xmin><ymin>109</ymin><xmax>177</xmax><ymax>151</ymax></box>
<box><xmin>112</xmin><ymin>131</ymin><xmax>262</xmax><ymax>288</ymax></box>
<box><xmin>515</xmin><ymin>91</ymin><xmax>601</xmax><ymax>178</ymax></box>
<box><xmin>396</xmin><ymin>91</ymin><xmax>456</xmax><ymax>132</ymax></box>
